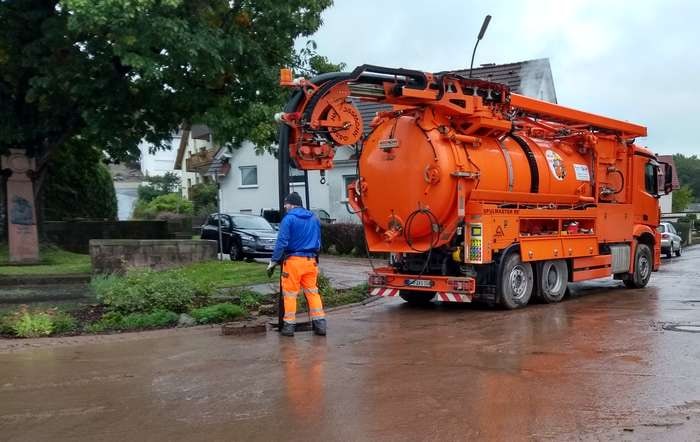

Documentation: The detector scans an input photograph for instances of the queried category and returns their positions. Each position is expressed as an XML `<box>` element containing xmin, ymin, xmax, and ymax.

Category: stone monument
<box><xmin>1</xmin><ymin>149</ymin><xmax>39</xmax><ymax>263</ymax></box>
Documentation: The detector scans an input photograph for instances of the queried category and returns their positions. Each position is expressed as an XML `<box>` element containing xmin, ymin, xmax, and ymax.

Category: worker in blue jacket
<box><xmin>267</xmin><ymin>192</ymin><xmax>325</xmax><ymax>336</ymax></box>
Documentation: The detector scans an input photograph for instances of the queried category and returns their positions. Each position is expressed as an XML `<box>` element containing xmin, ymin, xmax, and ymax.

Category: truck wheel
<box><xmin>623</xmin><ymin>243</ymin><xmax>651</xmax><ymax>289</ymax></box>
<box><xmin>536</xmin><ymin>260</ymin><xmax>568</xmax><ymax>303</ymax></box>
<box><xmin>399</xmin><ymin>290</ymin><xmax>435</xmax><ymax>305</ymax></box>
<box><xmin>499</xmin><ymin>253</ymin><xmax>533</xmax><ymax>309</ymax></box>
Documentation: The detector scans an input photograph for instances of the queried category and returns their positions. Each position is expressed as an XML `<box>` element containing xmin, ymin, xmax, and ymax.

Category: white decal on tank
<box><xmin>573</xmin><ymin>164</ymin><xmax>591</xmax><ymax>181</ymax></box>
<box><xmin>545</xmin><ymin>149</ymin><xmax>566</xmax><ymax>181</ymax></box>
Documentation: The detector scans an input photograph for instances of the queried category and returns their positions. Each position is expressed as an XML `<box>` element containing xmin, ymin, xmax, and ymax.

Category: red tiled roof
<box><xmin>657</xmin><ymin>155</ymin><xmax>681</xmax><ymax>189</ymax></box>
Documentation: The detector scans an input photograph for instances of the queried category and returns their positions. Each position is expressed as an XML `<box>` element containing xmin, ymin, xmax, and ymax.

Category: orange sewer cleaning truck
<box><xmin>277</xmin><ymin>65</ymin><xmax>674</xmax><ymax>309</ymax></box>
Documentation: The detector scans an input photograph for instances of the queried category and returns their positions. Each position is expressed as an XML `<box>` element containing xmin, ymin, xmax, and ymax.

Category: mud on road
<box><xmin>1</xmin><ymin>249</ymin><xmax>699</xmax><ymax>441</ymax></box>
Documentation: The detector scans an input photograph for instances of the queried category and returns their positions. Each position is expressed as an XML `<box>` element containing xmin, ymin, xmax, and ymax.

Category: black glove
<box><xmin>266</xmin><ymin>261</ymin><xmax>277</xmax><ymax>278</ymax></box>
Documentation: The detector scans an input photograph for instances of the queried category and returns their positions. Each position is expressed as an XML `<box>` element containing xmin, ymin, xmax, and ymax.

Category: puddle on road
<box><xmin>661</xmin><ymin>323</ymin><xmax>700</xmax><ymax>333</ymax></box>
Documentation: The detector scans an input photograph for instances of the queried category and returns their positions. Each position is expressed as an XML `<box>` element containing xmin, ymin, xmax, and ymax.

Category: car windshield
<box><xmin>657</xmin><ymin>224</ymin><xmax>666</xmax><ymax>233</ymax></box>
<box><xmin>231</xmin><ymin>215</ymin><xmax>273</xmax><ymax>230</ymax></box>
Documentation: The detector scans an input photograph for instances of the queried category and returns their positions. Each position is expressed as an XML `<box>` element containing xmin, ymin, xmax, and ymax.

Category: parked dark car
<box><xmin>201</xmin><ymin>213</ymin><xmax>277</xmax><ymax>261</ymax></box>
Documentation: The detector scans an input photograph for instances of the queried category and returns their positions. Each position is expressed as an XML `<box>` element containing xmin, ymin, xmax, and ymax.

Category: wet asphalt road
<box><xmin>1</xmin><ymin>249</ymin><xmax>699</xmax><ymax>441</ymax></box>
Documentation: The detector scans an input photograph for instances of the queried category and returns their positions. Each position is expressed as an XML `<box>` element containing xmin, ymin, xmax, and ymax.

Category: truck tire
<box><xmin>623</xmin><ymin>243</ymin><xmax>652</xmax><ymax>289</ymax></box>
<box><xmin>399</xmin><ymin>290</ymin><xmax>435</xmax><ymax>305</ymax></box>
<box><xmin>499</xmin><ymin>253</ymin><xmax>533</xmax><ymax>309</ymax></box>
<box><xmin>536</xmin><ymin>260</ymin><xmax>568</xmax><ymax>303</ymax></box>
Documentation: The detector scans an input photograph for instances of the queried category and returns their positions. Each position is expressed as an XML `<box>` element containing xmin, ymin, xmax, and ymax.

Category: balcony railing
<box><xmin>185</xmin><ymin>148</ymin><xmax>217</xmax><ymax>173</ymax></box>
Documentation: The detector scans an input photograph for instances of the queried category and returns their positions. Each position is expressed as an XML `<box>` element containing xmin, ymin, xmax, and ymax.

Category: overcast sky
<box><xmin>300</xmin><ymin>0</ymin><xmax>700</xmax><ymax>156</ymax></box>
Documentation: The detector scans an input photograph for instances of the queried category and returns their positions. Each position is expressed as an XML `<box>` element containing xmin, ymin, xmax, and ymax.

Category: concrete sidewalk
<box><xmin>247</xmin><ymin>254</ymin><xmax>374</xmax><ymax>295</ymax></box>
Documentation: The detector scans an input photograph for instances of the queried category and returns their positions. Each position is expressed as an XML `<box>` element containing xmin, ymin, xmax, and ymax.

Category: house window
<box><xmin>240</xmin><ymin>166</ymin><xmax>258</xmax><ymax>187</ymax></box>
<box><xmin>290</xmin><ymin>168</ymin><xmax>306</xmax><ymax>185</ymax></box>
<box><xmin>343</xmin><ymin>174</ymin><xmax>358</xmax><ymax>199</ymax></box>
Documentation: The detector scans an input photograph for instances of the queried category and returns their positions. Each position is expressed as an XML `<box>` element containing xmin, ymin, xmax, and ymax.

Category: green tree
<box><xmin>672</xmin><ymin>185</ymin><xmax>694</xmax><ymax>213</ymax></box>
<box><xmin>0</xmin><ymin>0</ymin><xmax>337</xmax><ymax>257</ymax></box>
<box><xmin>189</xmin><ymin>182</ymin><xmax>218</xmax><ymax>215</ymax></box>
<box><xmin>673</xmin><ymin>154</ymin><xmax>700</xmax><ymax>202</ymax></box>
<box><xmin>41</xmin><ymin>143</ymin><xmax>117</xmax><ymax>221</ymax></box>
<box><xmin>137</xmin><ymin>172</ymin><xmax>181</xmax><ymax>203</ymax></box>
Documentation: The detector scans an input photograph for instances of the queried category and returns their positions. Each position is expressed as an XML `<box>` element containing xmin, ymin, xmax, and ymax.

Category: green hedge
<box><xmin>322</xmin><ymin>223</ymin><xmax>364</xmax><ymax>255</ymax></box>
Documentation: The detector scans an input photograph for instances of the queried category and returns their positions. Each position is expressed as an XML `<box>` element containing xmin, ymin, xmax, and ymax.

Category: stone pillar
<box><xmin>1</xmin><ymin>149</ymin><xmax>39</xmax><ymax>263</ymax></box>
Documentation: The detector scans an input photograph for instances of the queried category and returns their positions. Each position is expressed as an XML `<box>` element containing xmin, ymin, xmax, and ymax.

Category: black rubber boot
<box><xmin>312</xmin><ymin>319</ymin><xmax>327</xmax><ymax>336</ymax></box>
<box><xmin>280</xmin><ymin>322</ymin><xmax>295</xmax><ymax>337</ymax></box>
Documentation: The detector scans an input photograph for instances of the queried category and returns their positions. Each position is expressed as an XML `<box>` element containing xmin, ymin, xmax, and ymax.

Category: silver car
<box><xmin>658</xmin><ymin>222</ymin><xmax>682</xmax><ymax>257</ymax></box>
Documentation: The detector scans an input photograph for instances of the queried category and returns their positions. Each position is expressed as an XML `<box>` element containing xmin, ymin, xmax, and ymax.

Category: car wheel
<box><xmin>499</xmin><ymin>252</ymin><xmax>533</xmax><ymax>309</ymax></box>
<box><xmin>675</xmin><ymin>245</ymin><xmax>682</xmax><ymax>257</ymax></box>
<box><xmin>229</xmin><ymin>243</ymin><xmax>244</xmax><ymax>261</ymax></box>
<box><xmin>623</xmin><ymin>243</ymin><xmax>652</xmax><ymax>289</ymax></box>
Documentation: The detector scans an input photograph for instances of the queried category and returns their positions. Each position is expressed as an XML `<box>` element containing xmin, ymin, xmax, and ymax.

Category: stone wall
<box><xmin>90</xmin><ymin>239</ymin><xmax>217</xmax><ymax>274</ymax></box>
<box><xmin>44</xmin><ymin>220</ymin><xmax>171</xmax><ymax>253</ymax></box>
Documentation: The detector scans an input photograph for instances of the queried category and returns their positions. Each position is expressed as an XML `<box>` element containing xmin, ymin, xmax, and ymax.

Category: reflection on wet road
<box><xmin>1</xmin><ymin>248</ymin><xmax>699</xmax><ymax>440</ymax></box>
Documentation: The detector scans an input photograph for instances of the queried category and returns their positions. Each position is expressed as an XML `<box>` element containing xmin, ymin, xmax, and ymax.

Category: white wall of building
<box><xmin>139</xmin><ymin>131</ymin><xmax>215</xmax><ymax>199</ymax></box>
<box><xmin>219</xmin><ymin>142</ymin><xmax>359</xmax><ymax>219</ymax></box>
<box><xmin>660</xmin><ymin>193</ymin><xmax>672</xmax><ymax>214</ymax></box>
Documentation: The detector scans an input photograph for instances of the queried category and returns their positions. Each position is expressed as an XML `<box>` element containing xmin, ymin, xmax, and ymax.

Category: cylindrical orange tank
<box><xmin>357</xmin><ymin>113</ymin><xmax>595</xmax><ymax>251</ymax></box>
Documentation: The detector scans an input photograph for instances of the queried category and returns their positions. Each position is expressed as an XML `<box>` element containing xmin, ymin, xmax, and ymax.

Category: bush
<box><xmin>190</xmin><ymin>182</ymin><xmax>218</xmax><ymax>215</ymax></box>
<box><xmin>137</xmin><ymin>172</ymin><xmax>180</xmax><ymax>203</ymax></box>
<box><xmin>133</xmin><ymin>193</ymin><xmax>193</xmax><ymax>219</ymax></box>
<box><xmin>320</xmin><ymin>224</ymin><xmax>332</xmax><ymax>253</ymax></box>
<box><xmin>86</xmin><ymin>310</ymin><xmax>178</xmax><ymax>332</ymax></box>
<box><xmin>12</xmin><ymin>311</ymin><xmax>54</xmax><ymax>338</ymax></box>
<box><xmin>1</xmin><ymin>308</ymin><xmax>78</xmax><ymax>337</ymax></box>
<box><xmin>92</xmin><ymin>269</ymin><xmax>212</xmax><ymax>314</ymax></box>
<box><xmin>351</xmin><ymin>225</ymin><xmax>367</xmax><ymax>256</ymax></box>
<box><xmin>324</xmin><ymin>223</ymin><xmax>360</xmax><ymax>255</ymax></box>
<box><xmin>52</xmin><ymin>312</ymin><xmax>78</xmax><ymax>334</ymax></box>
<box><xmin>238</xmin><ymin>290</ymin><xmax>263</xmax><ymax>311</ymax></box>
<box><xmin>190</xmin><ymin>303</ymin><xmax>246</xmax><ymax>324</ymax></box>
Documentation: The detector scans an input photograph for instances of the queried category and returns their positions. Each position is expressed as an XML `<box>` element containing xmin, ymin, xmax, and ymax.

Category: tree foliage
<box><xmin>672</xmin><ymin>185</ymin><xmax>694</xmax><ymax>213</ymax></box>
<box><xmin>42</xmin><ymin>143</ymin><xmax>117</xmax><ymax>220</ymax></box>
<box><xmin>0</xmin><ymin>0</ymin><xmax>337</xmax><ymax>162</ymax></box>
<box><xmin>189</xmin><ymin>182</ymin><xmax>218</xmax><ymax>215</ymax></box>
<box><xmin>137</xmin><ymin>172</ymin><xmax>181</xmax><ymax>203</ymax></box>
<box><xmin>673</xmin><ymin>154</ymin><xmax>700</xmax><ymax>203</ymax></box>
<box><xmin>133</xmin><ymin>193</ymin><xmax>193</xmax><ymax>219</ymax></box>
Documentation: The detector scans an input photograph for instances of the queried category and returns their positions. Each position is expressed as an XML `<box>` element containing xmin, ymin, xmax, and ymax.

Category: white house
<box><xmin>213</xmin><ymin>142</ymin><xmax>359</xmax><ymax>223</ymax></box>
<box><xmin>139</xmin><ymin>124</ymin><xmax>216</xmax><ymax>199</ymax></box>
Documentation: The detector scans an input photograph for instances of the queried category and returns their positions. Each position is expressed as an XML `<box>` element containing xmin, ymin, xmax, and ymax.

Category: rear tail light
<box><xmin>662</xmin><ymin>233</ymin><xmax>670</xmax><ymax>239</ymax></box>
<box><xmin>369</xmin><ymin>274</ymin><xmax>387</xmax><ymax>286</ymax></box>
<box><xmin>448</xmin><ymin>278</ymin><xmax>473</xmax><ymax>293</ymax></box>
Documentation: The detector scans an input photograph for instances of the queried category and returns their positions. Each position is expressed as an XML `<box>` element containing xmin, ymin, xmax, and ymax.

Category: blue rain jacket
<box><xmin>271</xmin><ymin>207</ymin><xmax>321</xmax><ymax>263</ymax></box>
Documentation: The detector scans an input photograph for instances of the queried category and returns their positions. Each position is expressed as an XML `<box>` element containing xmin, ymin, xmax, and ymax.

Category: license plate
<box><xmin>265</xmin><ymin>245</ymin><xmax>274</xmax><ymax>250</ymax></box>
<box><xmin>405</xmin><ymin>279</ymin><xmax>433</xmax><ymax>288</ymax></box>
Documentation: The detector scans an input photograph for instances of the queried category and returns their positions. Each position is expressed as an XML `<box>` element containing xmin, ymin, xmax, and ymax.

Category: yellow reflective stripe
<box><xmin>302</xmin><ymin>288</ymin><xmax>319</xmax><ymax>294</ymax></box>
<box><xmin>282</xmin><ymin>291</ymin><xmax>298</xmax><ymax>298</ymax></box>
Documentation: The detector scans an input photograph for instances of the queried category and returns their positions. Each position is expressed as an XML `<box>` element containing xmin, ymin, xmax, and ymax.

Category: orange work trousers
<box><xmin>281</xmin><ymin>256</ymin><xmax>325</xmax><ymax>324</ymax></box>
